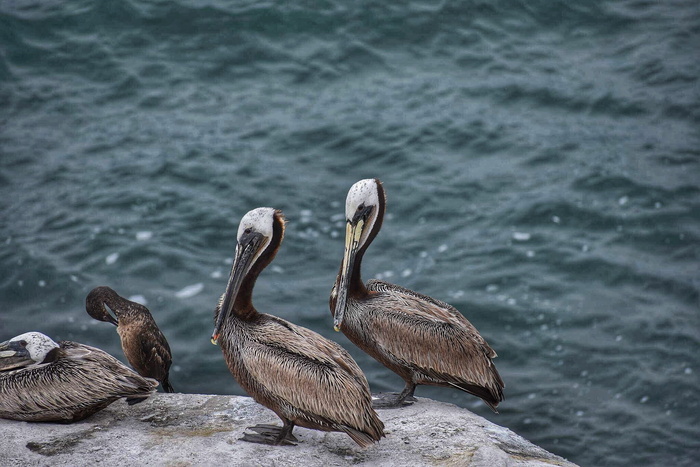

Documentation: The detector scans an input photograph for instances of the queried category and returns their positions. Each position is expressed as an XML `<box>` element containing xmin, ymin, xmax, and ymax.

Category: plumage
<box><xmin>211</xmin><ymin>207</ymin><xmax>384</xmax><ymax>447</ymax></box>
<box><xmin>86</xmin><ymin>286</ymin><xmax>174</xmax><ymax>393</ymax></box>
<box><xmin>0</xmin><ymin>332</ymin><xmax>158</xmax><ymax>422</ymax></box>
<box><xmin>331</xmin><ymin>179</ymin><xmax>505</xmax><ymax>410</ymax></box>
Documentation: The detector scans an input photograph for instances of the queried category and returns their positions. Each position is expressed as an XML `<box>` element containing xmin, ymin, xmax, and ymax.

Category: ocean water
<box><xmin>1</xmin><ymin>1</ymin><xmax>698</xmax><ymax>465</ymax></box>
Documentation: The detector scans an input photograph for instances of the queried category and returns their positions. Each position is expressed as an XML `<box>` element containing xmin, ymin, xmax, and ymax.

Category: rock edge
<box><xmin>2</xmin><ymin>393</ymin><xmax>578</xmax><ymax>467</ymax></box>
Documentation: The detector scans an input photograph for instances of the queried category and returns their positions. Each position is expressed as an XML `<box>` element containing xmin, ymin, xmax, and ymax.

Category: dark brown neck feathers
<box><xmin>348</xmin><ymin>179</ymin><xmax>386</xmax><ymax>299</ymax></box>
<box><xmin>87</xmin><ymin>286</ymin><xmax>149</xmax><ymax>322</ymax></box>
<box><xmin>234</xmin><ymin>211</ymin><xmax>285</xmax><ymax>319</ymax></box>
<box><xmin>40</xmin><ymin>346</ymin><xmax>63</xmax><ymax>364</ymax></box>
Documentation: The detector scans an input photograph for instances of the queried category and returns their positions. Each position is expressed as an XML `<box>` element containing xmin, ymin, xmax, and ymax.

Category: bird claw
<box><xmin>247</xmin><ymin>424</ymin><xmax>299</xmax><ymax>441</ymax></box>
<box><xmin>371</xmin><ymin>392</ymin><xmax>415</xmax><ymax>409</ymax></box>
<box><xmin>240</xmin><ymin>432</ymin><xmax>297</xmax><ymax>446</ymax></box>
<box><xmin>241</xmin><ymin>424</ymin><xmax>298</xmax><ymax>445</ymax></box>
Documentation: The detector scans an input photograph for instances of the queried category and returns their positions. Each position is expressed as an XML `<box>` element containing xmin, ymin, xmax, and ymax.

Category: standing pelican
<box><xmin>86</xmin><ymin>286</ymin><xmax>174</xmax><ymax>393</ymax></box>
<box><xmin>0</xmin><ymin>332</ymin><xmax>158</xmax><ymax>422</ymax></box>
<box><xmin>211</xmin><ymin>207</ymin><xmax>384</xmax><ymax>447</ymax></box>
<box><xmin>331</xmin><ymin>178</ymin><xmax>505</xmax><ymax>410</ymax></box>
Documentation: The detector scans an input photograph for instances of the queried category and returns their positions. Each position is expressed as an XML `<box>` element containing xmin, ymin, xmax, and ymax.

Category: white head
<box><xmin>4</xmin><ymin>332</ymin><xmax>59</xmax><ymax>364</ymax></box>
<box><xmin>236</xmin><ymin>207</ymin><xmax>276</xmax><ymax>264</ymax></box>
<box><xmin>212</xmin><ymin>207</ymin><xmax>284</xmax><ymax>344</ymax></box>
<box><xmin>345</xmin><ymin>179</ymin><xmax>381</xmax><ymax>219</ymax></box>
<box><xmin>344</xmin><ymin>178</ymin><xmax>383</xmax><ymax>250</ymax></box>
<box><xmin>332</xmin><ymin>179</ymin><xmax>385</xmax><ymax>331</ymax></box>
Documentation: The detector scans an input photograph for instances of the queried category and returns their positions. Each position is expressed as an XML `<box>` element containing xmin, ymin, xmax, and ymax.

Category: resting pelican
<box><xmin>211</xmin><ymin>207</ymin><xmax>384</xmax><ymax>447</ymax></box>
<box><xmin>0</xmin><ymin>332</ymin><xmax>158</xmax><ymax>422</ymax></box>
<box><xmin>330</xmin><ymin>178</ymin><xmax>505</xmax><ymax>410</ymax></box>
<box><xmin>86</xmin><ymin>286</ymin><xmax>174</xmax><ymax>393</ymax></box>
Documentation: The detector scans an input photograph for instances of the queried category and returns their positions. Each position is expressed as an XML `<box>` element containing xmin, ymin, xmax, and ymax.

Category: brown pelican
<box><xmin>0</xmin><ymin>332</ymin><xmax>158</xmax><ymax>422</ymax></box>
<box><xmin>211</xmin><ymin>207</ymin><xmax>384</xmax><ymax>447</ymax></box>
<box><xmin>86</xmin><ymin>286</ymin><xmax>174</xmax><ymax>393</ymax></box>
<box><xmin>330</xmin><ymin>178</ymin><xmax>505</xmax><ymax>410</ymax></box>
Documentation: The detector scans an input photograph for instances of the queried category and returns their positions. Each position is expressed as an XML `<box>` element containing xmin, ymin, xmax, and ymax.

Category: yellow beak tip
<box><xmin>333</xmin><ymin>325</ymin><xmax>340</xmax><ymax>332</ymax></box>
<box><xmin>211</xmin><ymin>337</ymin><xmax>219</xmax><ymax>346</ymax></box>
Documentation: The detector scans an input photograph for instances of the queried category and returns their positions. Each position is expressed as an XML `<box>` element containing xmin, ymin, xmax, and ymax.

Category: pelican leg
<box><xmin>371</xmin><ymin>382</ymin><xmax>417</xmax><ymax>409</ymax></box>
<box><xmin>241</xmin><ymin>421</ymin><xmax>298</xmax><ymax>446</ymax></box>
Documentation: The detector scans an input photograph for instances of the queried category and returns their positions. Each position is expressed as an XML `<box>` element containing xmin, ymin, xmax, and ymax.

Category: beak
<box><xmin>0</xmin><ymin>340</ymin><xmax>33</xmax><ymax>371</ymax></box>
<box><xmin>105</xmin><ymin>311</ymin><xmax>118</xmax><ymax>326</ymax></box>
<box><xmin>211</xmin><ymin>231</ymin><xmax>264</xmax><ymax>345</ymax></box>
<box><xmin>86</xmin><ymin>300</ymin><xmax>118</xmax><ymax>326</ymax></box>
<box><xmin>333</xmin><ymin>218</ymin><xmax>366</xmax><ymax>331</ymax></box>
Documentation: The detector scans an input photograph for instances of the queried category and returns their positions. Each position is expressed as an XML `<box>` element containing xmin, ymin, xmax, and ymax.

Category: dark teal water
<box><xmin>1</xmin><ymin>1</ymin><xmax>699</xmax><ymax>465</ymax></box>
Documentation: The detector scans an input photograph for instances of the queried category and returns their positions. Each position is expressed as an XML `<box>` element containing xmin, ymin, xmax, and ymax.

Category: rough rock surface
<box><xmin>2</xmin><ymin>394</ymin><xmax>578</xmax><ymax>466</ymax></box>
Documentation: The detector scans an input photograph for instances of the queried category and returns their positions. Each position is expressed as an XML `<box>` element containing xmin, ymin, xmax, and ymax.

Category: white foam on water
<box><xmin>175</xmin><ymin>283</ymin><xmax>204</xmax><ymax>299</ymax></box>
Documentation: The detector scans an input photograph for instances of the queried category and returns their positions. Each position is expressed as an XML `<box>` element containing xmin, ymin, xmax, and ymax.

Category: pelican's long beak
<box><xmin>333</xmin><ymin>219</ymin><xmax>365</xmax><ymax>331</ymax></box>
<box><xmin>0</xmin><ymin>340</ymin><xmax>33</xmax><ymax>371</ymax></box>
<box><xmin>102</xmin><ymin>305</ymin><xmax>119</xmax><ymax>326</ymax></box>
<box><xmin>85</xmin><ymin>297</ymin><xmax>118</xmax><ymax>326</ymax></box>
<box><xmin>104</xmin><ymin>309</ymin><xmax>118</xmax><ymax>326</ymax></box>
<box><xmin>211</xmin><ymin>232</ymin><xmax>264</xmax><ymax>345</ymax></box>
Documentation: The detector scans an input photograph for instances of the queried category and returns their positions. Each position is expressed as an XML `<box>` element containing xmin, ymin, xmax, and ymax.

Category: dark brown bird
<box><xmin>330</xmin><ymin>178</ymin><xmax>505</xmax><ymax>410</ymax></box>
<box><xmin>86</xmin><ymin>286</ymin><xmax>174</xmax><ymax>393</ymax></box>
<box><xmin>211</xmin><ymin>207</ymin><xmax>384</xmax><ymax>447</ymax></box>
<box><xmin>0</xmin><ymin>331</ymin><xmax>158</xmax><ymax>422</ymax></box>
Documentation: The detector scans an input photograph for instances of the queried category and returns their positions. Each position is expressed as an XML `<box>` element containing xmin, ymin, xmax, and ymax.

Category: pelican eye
<box><xmin>244</xmin><ymin>228</ymin><xmax>252</xmax><ymax>235</ymax></box>
<box><xmin>357</xmin><ymin>203</ymin><xmax>365</xmax><ymax>211</ymax></box>
<box><xmin>19</xmin><ymin>340</ymin><xmax>27</xmax><ymax>347</ymax></box>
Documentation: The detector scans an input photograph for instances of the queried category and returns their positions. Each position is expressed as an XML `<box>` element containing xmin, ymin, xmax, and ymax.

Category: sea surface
<box><xmin>1</xmin><ymin>1</ymin><xmax>698</xmax><ymax>465</ymax></box>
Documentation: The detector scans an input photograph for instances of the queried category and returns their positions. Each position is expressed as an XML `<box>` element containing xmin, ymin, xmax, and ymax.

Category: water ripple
<box><xmin>1</xmin><ymin>1</ymin><xmax>699</xmax><ymax>466</ymax></box>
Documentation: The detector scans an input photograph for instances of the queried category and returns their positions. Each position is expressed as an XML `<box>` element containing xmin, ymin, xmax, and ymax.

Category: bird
<box><xmin>86</xmin><ymin>286</ymin><xmax>174</xmax><ymax>393</ymax></box>
<box><xmin>211</xmin><ymin>207</ymin><xmax>384</xmax><ymax>447</ymax></box>
<box><xmin>330</xmin><ymin>178</ymin><xmax>505</xmax><ymax>410</ymax></box>
<box><xmin>0</xmin><ymin>331</ymin><xmax>158</xmax><ymax>422</ymax></box>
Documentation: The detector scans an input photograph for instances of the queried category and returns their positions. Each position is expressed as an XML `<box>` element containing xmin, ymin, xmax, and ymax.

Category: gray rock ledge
<box><xmin>2</xmin><ymin>393</ymin><xmax>577</xmax><ymax>466</ymax></box>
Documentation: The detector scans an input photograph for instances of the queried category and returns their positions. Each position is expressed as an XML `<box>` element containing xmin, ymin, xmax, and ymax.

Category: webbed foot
<box><xmin>240</xmin><ymin>423</ymin><xmax>298</xmax><ymax>446</ymax></box>
<box><xmin>371</xmin><ymin>392</ymin><xmax>416</xmax><ymax>409</ymax></box>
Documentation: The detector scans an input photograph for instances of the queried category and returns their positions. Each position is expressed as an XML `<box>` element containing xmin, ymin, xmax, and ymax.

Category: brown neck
<box><xmin>41</xmin><ymin>346</ymin><xmax>63</xmax><ymax>364</ymax></box>
<box><xmin>343</xmin><ymin>180</ymin><xmax>386</xmax><ymax>300</ymax></box>
<box><xmin>234</xmin><ymin>211</ymin><xmax>285</xmax><ymax>319</ymax></box>
<box><xmin>103</xmin><ymin>288</ymin><xmax>150</xmax><ymax>321</ymax></box>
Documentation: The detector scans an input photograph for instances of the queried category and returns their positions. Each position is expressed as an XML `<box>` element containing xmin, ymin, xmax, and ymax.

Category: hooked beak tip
<box><xmin>333</xmin><ymin>324</ymin><xmax>340</xmax><ymax>332</ymax></box>
<box><xmin>211</xmin><ymin>334</ymin><xmax>219</xmax><ymax>346</ymax></box>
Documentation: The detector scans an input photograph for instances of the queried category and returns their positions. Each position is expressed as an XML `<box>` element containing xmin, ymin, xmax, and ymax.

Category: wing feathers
<box><xmin>241</xmin><ymin>317</ymin><xmax>383</xmax><ymax>439</ymax></box>
<box><xmin>0</xmin><ymin>342</ymin><xmax>157</xmax><ymax>422</ymax></box>
<box><xmin>364</xmin><ymin>280</ymin><xmax>504</xmax><ymax>403</ymax></box>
